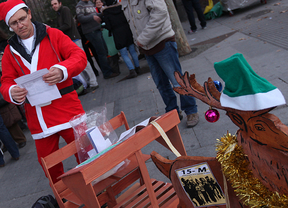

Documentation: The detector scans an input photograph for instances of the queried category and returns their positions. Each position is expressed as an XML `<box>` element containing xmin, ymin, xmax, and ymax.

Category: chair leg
<box><xmin>106</xmin><ymin>187</ymin><xmax>117</xmax><ymax>207</ymax></box>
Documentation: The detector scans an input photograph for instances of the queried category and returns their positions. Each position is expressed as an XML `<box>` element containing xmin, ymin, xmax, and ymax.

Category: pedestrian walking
<box><xmin>122</xmin><ymin>0</ymin><xmax>199</xmax><ymax>127</ymax></box>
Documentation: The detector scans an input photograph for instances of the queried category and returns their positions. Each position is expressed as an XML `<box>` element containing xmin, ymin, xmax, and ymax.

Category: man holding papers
<box><xmin>0</xmin><ymin>0</ymin><xmax>86</xmax><ymax>183</ymax></box>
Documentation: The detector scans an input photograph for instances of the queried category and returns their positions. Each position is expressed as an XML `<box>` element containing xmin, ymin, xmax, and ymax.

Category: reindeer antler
<box><xmin>174</xmin><ymin>71</ymin><xmax>225</xmax><ymax>110</ymax></box>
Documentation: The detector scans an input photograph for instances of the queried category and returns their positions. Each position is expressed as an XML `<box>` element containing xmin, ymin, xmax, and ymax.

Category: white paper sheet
<box><xmin>118</xmin><ymin>118</ymin><xmax>151</xmax><ymax>142</ymax></box>
<box><xmin>86</xmin><ymin>126</ymin><xmax>112</xmax><ymax>153</ymax></box>
<box><xmin>14</xmin><ymin>68</ymin><xmax>61</xmax><ymax>106</ymax></box>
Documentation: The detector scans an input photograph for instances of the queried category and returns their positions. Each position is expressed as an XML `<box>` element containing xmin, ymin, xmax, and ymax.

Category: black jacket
<box><xmin>0</xmin><ymin>40</ymin><xmax>8</xmax><ymax>53</ymax></box>
<box><xmin>57</xmin><ymin>6</ymin><xmax>81</xmax><ymax>41</ymax></box>
<box><xmin>102</xmin><ymin>4</ymin><xmax>134</xmax><ymax>50</ymax></box>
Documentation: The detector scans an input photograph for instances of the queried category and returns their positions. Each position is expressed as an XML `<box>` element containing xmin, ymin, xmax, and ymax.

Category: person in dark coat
<box><xmin>102</xmin><ymin>0</ymin><xmax>140</xmax><ymax>79</ymax></box>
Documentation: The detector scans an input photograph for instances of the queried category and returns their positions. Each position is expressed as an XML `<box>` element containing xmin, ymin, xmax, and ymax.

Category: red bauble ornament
<box><xmin>205</xmin><ymin>108</ymin><xmax>220</xmax><ymax>123</ymax></box>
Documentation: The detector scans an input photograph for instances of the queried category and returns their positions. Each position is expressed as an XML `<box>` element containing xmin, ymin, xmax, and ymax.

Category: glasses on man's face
<box><xmin>9</xmin><ymin>15</ymin><xmax>28</xmax><ymax>28</ymax></box>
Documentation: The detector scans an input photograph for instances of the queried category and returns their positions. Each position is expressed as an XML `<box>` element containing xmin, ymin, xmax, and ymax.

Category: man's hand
<box><xmin>11</xmin><ymin>86</ymin><xmax>28</xmax><ymax>103</ymax></box>
<box><xmin>93</xmin><ymin>15</ymin><xmax>101</xmax><ymax>23</ymax></box>
<box><xmin>42</xmin><ymin>67</ymin><xmax>64</xmax><ymax>86</ymax></box>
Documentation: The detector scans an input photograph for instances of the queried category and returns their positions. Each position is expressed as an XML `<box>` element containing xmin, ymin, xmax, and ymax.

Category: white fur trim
<box><xmin>8</xmin><ymin>85</ymin><xmax>25</xmax><ymax>105</ymax></box>
<box><xmin>220</xmin><ymin>88</ymin><xmax>286</xmax><ymax>111</ymax></box>
<box><xmin>31</xmin><ymin>122</ymin><xmax>72</xmax><ymax>140</ymax></box>
<box><xmin>10</xmin><ymin>45</ymin><xmax>31</xmax><ymax>71</ymax></box>
<box><xmin>36</xmin><ymin>105</ymin><xmax>47</xmax><ymax>132</ymax></box>
<box><xmin>5</xmin><ymin>3</ymin><xmax>27</xmax><ymax>25</ymax></box>
<box><xmin>11</xmin><ymin>43</ymin><xmax>41</xmax><ymax>74</ymax></box>
<box><xmin>52</xmin><ymin>64</ymin><xmax>68</xmax><ymax>82</ymax></box>
<box><xmin>30</xmin><ymin>44</ymin><xmax>39</xmax><ymax>73</ymax></box>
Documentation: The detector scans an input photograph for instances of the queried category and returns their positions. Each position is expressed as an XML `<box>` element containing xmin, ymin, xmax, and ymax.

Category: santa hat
<box><xmin>214</xmin><ymin>53</ymin><xmax>286</xmax><ymax>111</ymax></box>
<box><xmin>0</xmin><ymin>0</ymin><xmax>28</xmax><ymax>26</ymax></box>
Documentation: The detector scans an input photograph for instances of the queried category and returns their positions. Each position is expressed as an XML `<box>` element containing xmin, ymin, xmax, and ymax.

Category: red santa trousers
<box><xmin>34</xmin><ymin>128</ymin><xmax>79</xmax><ymax>183</ymax></box>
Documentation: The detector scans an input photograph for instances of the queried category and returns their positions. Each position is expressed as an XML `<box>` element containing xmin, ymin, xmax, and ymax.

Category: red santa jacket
<box><xmin>0</xmin><ymin>22</ymin><xmax>86</xmax><ymax>139</ymax></box>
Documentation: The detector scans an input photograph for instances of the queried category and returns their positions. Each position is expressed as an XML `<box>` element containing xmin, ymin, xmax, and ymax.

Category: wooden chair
<box><xmin>59</xmin><ymin>110</ymin><xmax>187</xmax><ymax>208</ymax></box>
<box><xmin>41</xmin><ymin>111</ymin><xmax>150</xmax><ymax>208</ymax></box>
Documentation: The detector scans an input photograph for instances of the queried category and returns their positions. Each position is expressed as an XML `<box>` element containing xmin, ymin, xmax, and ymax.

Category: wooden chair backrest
<box><xmin>41</xmin><ymin>111</ymin><xmax>130</xmax><ymax>208</ymax></box>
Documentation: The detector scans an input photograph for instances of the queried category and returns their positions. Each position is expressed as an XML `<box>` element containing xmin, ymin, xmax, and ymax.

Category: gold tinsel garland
<box><xmin>215</xmin><ymin>132</ymin><xmax>288</xmax><ymax>208</ymax></box>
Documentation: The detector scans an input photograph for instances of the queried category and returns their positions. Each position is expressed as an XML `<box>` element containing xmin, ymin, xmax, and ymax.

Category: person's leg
<box><xmin>85</xmin><ymin>30</ymin><xmax>115</xmax><ymax>78</ymax></box>
<box><xmin>127</xmin><ymin>44</ymin><xmax>140</xmax><ymax>68</ymax></box>
<box><xmin>87</xmin><ymin>41</ymin><xmax>100</xmax><ymax>70</ymax></box>
<box><xmin>119</xmin><ymin>47</ymin><xmax>135</xmax><ymax>70</ymax></box>
<box><xmin>119</xmin><ymin>47</ymin><xmax>137</xmax><ymax>78</ymax></box>
<box><xmin>59</xmin><ymin>128</ymin><xmax>80</xmax><ymax>164</ymax></box>
<box><xmin>151</xmin><ymin>41</ymin><xmax>197</xmax><ymax>115</ymax></box>
<box><xmin>74</xmin><ymin>40</ymin><xmax>98</xmax><ymax>87</ymax></box>
<box><xmin>145</xmin><ymin>54</ymin><xmax>179</xmax><ymax>113</ymax></box>
<box><xmin>181</xmin><ymin>0</ymin><xmax>197</xmax><ymax>31</ymax></box>
<box><xmin>34</xmin><ymin>133</ymin><xmax>63</xmax><ymax>184</ymax></box>
<box><xmin>7</xmin><ymin>123</ymin><xmax>26</xmax><ymax>145</ymax></box>
<box><xmin>83</xmin><ymin>41</ymin><xmax>99</xmax><ymax>76</ymax></box>
<box><xmin>191</xmin><ymin>0</ymin><xmax>207</xmax><ymax>28</ymax></box>
<box><xmin>0</xmin><ymin>115</ymin><xmax>19</xmax><ymax>163</ymax></box>
<box><xmin>108</xmin><ymin>54</ymin><xmax>120</xmax><ymax>74</ymax></box>
<box><xmin>78</xmin><ymin>25</ymin><xmax>100</xmax><ymax>76</ymax></box>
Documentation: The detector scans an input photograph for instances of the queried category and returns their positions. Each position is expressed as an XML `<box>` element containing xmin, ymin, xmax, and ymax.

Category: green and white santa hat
<box><xmin>214</xmin><ymin>53</ymin><xmax>286</xmax><ymax>111</ymax></box>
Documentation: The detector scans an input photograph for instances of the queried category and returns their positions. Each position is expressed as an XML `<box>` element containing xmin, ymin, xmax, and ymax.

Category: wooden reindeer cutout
<box><xmin>151</xmin><ymin>70</ymin><xmax>288</xmax><ymax>207</ymax></box>
<box><xmin>173</xmin><ymin>71</ymin><xmax>288</xmax><ymax>196</ymax></box>
<box><xmin>151</xmin><ymin>54</ymin><xmax>288</xmax><ymax>207</ymax></box>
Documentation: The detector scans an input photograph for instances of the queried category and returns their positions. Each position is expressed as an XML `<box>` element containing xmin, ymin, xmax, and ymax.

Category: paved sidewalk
<box><xmin>1</xmin><ymin>0</ymin><xmax>288</xmax><ymax>207</ymax></box>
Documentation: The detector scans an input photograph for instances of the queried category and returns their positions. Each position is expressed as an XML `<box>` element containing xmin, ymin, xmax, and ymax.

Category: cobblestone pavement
<box><xmin>215</xmin><ymin>0</ymin><xmax>288</xmax><ymax>49</ymax></box>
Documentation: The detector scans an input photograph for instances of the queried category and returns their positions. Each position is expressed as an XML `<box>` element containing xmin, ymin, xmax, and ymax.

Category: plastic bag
<box><xmin>204</xmin><ymin>2</ymin><xmax>223</xmax><ymax>20</ymax></box>
<box><xmin>69</xmin><ymin>106</ymin><xmax>118</xmax><ymax>163</ymax></box>
<box><xmin>69</xmin><ymin>106</ymin><xmax>130</xmax><ymax>184</ymax></box>
<box><xmin>204</xmin><ymin>0</ymin><xmax>214</xmax><ymax>14</ymax></box>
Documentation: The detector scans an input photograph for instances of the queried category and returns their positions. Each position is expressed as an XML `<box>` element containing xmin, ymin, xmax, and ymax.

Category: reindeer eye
<box><xmin>254</xmin><ymin>124</ymin><xmax>265</xmax><ymax>131</ymax></box>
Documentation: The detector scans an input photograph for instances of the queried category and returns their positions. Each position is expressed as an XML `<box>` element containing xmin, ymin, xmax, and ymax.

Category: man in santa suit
<box><xmin>0</xmin><ymin>0</ymin><xmax>87</xmax><ymax>183</ymax></box>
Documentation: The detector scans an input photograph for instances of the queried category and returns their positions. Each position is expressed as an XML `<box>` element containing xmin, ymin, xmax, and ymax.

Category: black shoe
<box><xmin>104</xmin><ymin>72</ymin><xmax>120</xmax><ymax>79</ymax></box>
<box><xmin>18</xmin><ymin>142</ymin><xmax>26</xmax><ymax>149</ymax></box>
<box><xmin>78</xmin><ymin>88</ymin><xmax>88</xmax><ymax>96</ymax></box>
<box><xmin>135</xmin><ymin>67</ymin><xmax>141</xmax><ymax>75</ymax></box>
<box><xmin>12</xmin><ymin>157</ymin><xmax>19</xmax><ymax>161</ymax></box>
<box><xmin>125</xmin><ymin>69</ymin><xmax>137</xmax><ymax>79</ymax></box>
<box><xmin>188</xmin><ymin>29</ymin><xmax>197</xmax><ymax>34</ymax></box>
<box><xmin>86</xmin><ymin>85</ymin><xmax>99</xmax><ymax>93</ymax></box>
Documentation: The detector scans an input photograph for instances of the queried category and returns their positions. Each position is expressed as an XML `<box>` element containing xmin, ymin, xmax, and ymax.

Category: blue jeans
<box><xmin>119</xmin><ymin>44</ymin><xmax>140</xmax><ymax>70</ymax></box>
<box><xmin>85</xmin><ymin>30</ymin><xmax>113</xmax><ymax>78</ymax></box>
<box><xmin>182</xmin><ymin>0</ymin><xmax>206</xmax><ymax>31</ymax></box>
<box><xmin>145</xmin><ymin>41</ymin><xmax>197</xmax><ymax>115</ymax></box>
<box><xmin>0</xmin><ymin>114</ymin><xmax>19</xmax><ymax>165</ymax></box>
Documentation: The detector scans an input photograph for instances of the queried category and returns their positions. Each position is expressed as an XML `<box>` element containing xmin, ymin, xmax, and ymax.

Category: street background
<box><xmin>1</xmin><ymin>0</ymin><xmax>288</xmax><ymax>207</ymax></box>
